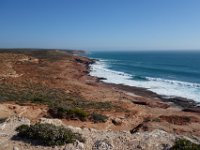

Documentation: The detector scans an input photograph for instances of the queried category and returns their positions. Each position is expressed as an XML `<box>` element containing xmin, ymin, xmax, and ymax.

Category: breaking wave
<box><xmin>90</xmin><ymin>60</ymin><xmax>200</xmax><ymax>102</ymax></box>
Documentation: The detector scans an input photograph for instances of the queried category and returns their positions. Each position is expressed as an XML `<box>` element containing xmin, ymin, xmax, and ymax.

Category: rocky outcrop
<box><xmin>39</xmin><ymin>117</ymin><xmax>63</xmax><ymax>126</ymax></box>
<box><xmin>73</xmin><ymin>128</ymin><xmax>176</xmax><ymax>150</ymax></box>
<box><xmin>1</xmin><ymin>116</ymin><xmax>200</xmax><ymax>150</ymax></box>
<box><xmin>0</xmin><ymin>116</ymin><xmax>30</xmax><ymax>150</ymax></box>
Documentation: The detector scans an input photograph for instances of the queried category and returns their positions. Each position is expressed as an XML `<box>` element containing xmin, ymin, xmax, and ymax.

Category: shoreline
<box><xmin>87</xmin><ymin>58</ymin><xmax>200</xmax><ymax>113</ymax></box>
<box><xmin>1</xmin><ymin>49</ymin><xmax>200</xmax><ymax>149</ymax></box>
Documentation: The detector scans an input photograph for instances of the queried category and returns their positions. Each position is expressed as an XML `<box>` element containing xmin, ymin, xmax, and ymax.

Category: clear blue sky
<box><xmin>0</xmin><ymin>0</ymin><xmax>200</xmax><ymax>51</ymax></box>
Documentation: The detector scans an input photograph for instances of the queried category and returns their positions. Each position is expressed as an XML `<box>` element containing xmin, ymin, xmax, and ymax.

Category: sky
<box><xmin>0</xmin><ymin>0</ymin><xmax>200</xmax><ymax>51</ymax></box>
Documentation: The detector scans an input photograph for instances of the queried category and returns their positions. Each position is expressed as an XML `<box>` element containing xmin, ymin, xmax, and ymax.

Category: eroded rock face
<box><xmin>0</xmin><ymin>116</ymin><xmax>30</xmax><ymax>132</ymax></box>
<box><xmin>130</xmin><ymin>129</ymin><xmax>176</xmax><ymax>150</ymax></box>
<box><xmin>63</xmin><ymin>123</ymin><xmax>177</xmax><ymax>150</ymax></box>
<box><xmin>1</xmin><ymin>117</ymin><xmax>200</xmax><ymax>150</ymax></box>
<box><xmin>0</xmin><ymin>116</ymin><xmax>30</xmax><ymax>150</ymax></box>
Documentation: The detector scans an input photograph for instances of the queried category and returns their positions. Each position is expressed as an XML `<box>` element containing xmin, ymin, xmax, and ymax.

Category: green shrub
<box><xmin>69</xmin><ymin>108</ymin><xmax>88</xmax><ymax>121</ymax></box>
<box><xmin>90</xmin><ymin>113</ymin><xmax>108</xmax><ymax>123</ymax></box>
<box><xmin>170</xmin><ymin>139</ymin><xmax>200</xmax><ymax>150</ymax></box>
<box><xmin>49</xmin><ymin>106</ymin><xmax>67</xmax><ymax>118</ymax></box>
<box><xmin>16</xmin><ymin>123</ymin><xmax>84</xmax><ymax>146</ymax></box>
<box><xmin>15</xmin><ymin>124</ymin><xmax>30</xmax><ymax>137</ymax></box>
<box><xmin>31</xmin><ymin>97</ymin><xmax>48</xmax><ymax>104</ymax></box>
<box><xmin>87</xmin><ymin>101</ymin><xmax>113</xmax><ymax>110</ymax></box>
<box><xmin>48</xmin><ymin>107</ymin><xmax>88</xmax><ymax>121</ymax></box>
<box><xmin>73</xmin><ymin>101</ymin><xmax>125</xmax><ymax>112</ymax></box>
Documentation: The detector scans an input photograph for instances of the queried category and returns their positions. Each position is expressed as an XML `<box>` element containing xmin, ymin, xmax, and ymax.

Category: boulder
<box><xmin>111</xmin><ymin>118</ymin><xmax>122</xmax><ymax>126</ymax></box>
<box><xmin>39</xmin><ymin>117</ymin><xmax>63</xmax><ymax>126</ymax></box>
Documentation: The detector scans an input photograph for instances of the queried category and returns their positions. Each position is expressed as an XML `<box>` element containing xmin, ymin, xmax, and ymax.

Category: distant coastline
<box><xmin>87</xmin><ymin>51</ymin><xmax>200</xmax><ymax>103</ymax></box>
<box><xmin>87</xmin><ymin>52</ymin><xmax>200</xmax><ymax>113</ymax></box>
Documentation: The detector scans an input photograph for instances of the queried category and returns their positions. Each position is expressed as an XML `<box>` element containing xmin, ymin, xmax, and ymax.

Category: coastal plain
<box><xmin>0</xmin><ymin>49</ymin><xmax>200</xmax><ymax>150</ymax></box>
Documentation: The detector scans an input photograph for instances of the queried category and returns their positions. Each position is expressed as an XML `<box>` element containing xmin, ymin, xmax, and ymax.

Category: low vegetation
<box><xmin>48</xmin><ymin>107</ymin><xmax>88</xmax><ymax>121</ymax></box>
<box><xmin>159</xmin><ymin>115</ymin><xmax>194</xmax><ymax>125</ymax></box>
<box><xmin>0</xmin><ymin>49</ymin><xmax>73</xmax><ymax>62</ymax></box>
<box><xmin>73</xmin><ymin>101</ymin><xmax>127</xmax><ymax>112</ymax></box>
<box><xmin>0</xmin><ymin>81</ymin><xmax>125</xmax><ymax>110</ymax></box>
<box><xmin>170</xmin><ymin>139</ymin><xmax>200</xmax><ymax>150</ymax></box>
<box><xmin>15</xmin><ymin>123</ymin><xmax>85</xmax><ymax>146</ymax></box>
<box><xmin>90</xmin><ymin>112</ymin><xmax>108</xmax><ymax>123</ymax></box>
<box><xmin>48</xmin><ymin>107</ymin><xmax>109</xmax><ymax>123</ymax></box>
<box><xmin>0</xmin><ymin>81</ymin><xmax>69</xmax><ymax>105</ymax></box>
<box><xmin>0</xmin><ymin>80</ymin><xmax>124</xmax><ymax>123</ymax></box>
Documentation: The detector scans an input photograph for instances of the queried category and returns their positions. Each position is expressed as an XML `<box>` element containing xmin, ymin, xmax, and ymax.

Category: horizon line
<box><xmin>0</xmin><ymin>48</ymin><xmax>200</xmax><ymax>52</ymax></box>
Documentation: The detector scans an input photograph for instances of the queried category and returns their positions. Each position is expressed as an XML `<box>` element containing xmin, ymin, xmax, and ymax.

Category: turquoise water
<box><xmin>88</xmin><ymin>51</ymin><xmax>200</xmax><ymax>102</ymax></box>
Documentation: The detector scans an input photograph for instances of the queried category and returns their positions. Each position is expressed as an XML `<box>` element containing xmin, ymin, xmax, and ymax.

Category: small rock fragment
<box><xmin>13</xmin><ymin>146</ymin><xmax>20</xmax><ymax>150</ymax></box>
<box><xmin>112</xmin><ymin>118</ymin><xmax>122</xmax><ymax>126</ymax></box>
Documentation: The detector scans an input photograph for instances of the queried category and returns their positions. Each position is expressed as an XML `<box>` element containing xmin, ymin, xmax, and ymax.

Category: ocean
<box><xmin>87</xmin><ymin>51</ymin><xmax>200</xmax><ymax>102</ymax></box>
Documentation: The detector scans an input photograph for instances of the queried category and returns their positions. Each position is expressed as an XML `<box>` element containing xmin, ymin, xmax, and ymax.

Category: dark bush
<box><xmin>48</xmin><ymin>107</ymin><xmax>88</xmax><ymax>121</ymax></box>
<box><xmin>16</xmin><ymin>123</ymin><xmax>84</xmax><ymax>146</ymax></box>
<box><xmin>90</xmin><ymin>112</ymin><xmax>108</xmax><ymax>123</ymax></box>
<box><xmin>69</xmin><ymin>108</ymin><xmax>88</xmax><ymax>121</ymax></box>
<box><xmin>88</xmin><ymin>101</ymin><xmax>113</xmax><ymax>110</ymax></box>
<box><xmin>31</xmin><ymin>97</ymin><xmax>48</xmax><ymax>104</ymax></box>
<box><xmin>0</xmin><ymin>117</ymin><xmax>7</xmax><ymax>123</ymax></box>
<box><xmin>16</xmin><ymin>124</ymin><xmax>30</xmax><ymax>137</ymax></box>
<box><xmin>170</xmin><ymin>139</ymin><xmax>200</xmax><ymax>150</ymax></box>
<box><xmin>73</xmin><ymin>101</ymin><xmax>125</xmax><ymax>112</ymax></box>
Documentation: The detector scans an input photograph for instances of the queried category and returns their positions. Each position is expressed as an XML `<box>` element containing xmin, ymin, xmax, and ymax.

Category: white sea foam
<box><xmin>90</xmin><ymin>60</ymin><xmax>200</xmax><ymax>103</ymax></box>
